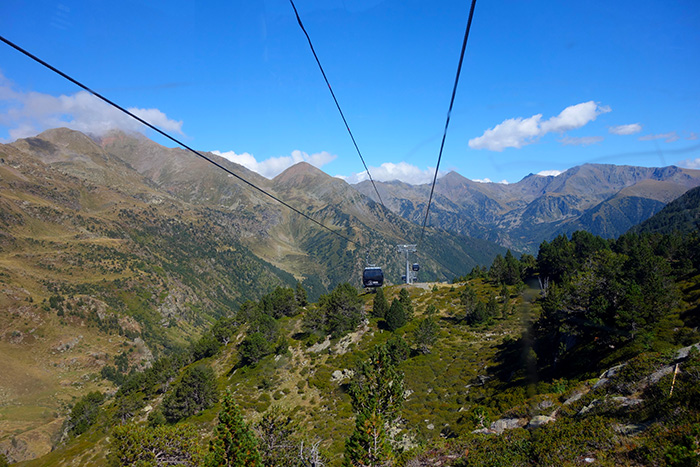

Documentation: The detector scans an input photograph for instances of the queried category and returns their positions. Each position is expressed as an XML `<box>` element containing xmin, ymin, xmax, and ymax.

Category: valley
<box><xmin>0</xmin><ymin>128</ymin><xmax>699</xmax><ymax>465</ymax></box>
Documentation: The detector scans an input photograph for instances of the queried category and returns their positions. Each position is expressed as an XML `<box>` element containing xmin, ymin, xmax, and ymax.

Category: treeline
<box><xmin>63</xmin><ymin>283</ymin><xmax>310</xmax><ymax>444</ymax></box>
<box><xmin>533</xmin><ymin>230</ymin><xmax>700</xmax><ymax>374</ymax></box>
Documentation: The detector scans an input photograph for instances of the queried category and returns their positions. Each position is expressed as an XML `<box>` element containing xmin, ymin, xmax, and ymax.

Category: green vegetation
<box><xmin>11</xmin><ymin>224</ymin><xmax>700</xmax><ymax>466</ymax></box>
<box><xmin>64</xmin><ymin>391</ymin><xmax>105</xmax><ymax>437</ymax></box>
<box><xmin>162</xmin><ymin>364</ymin><xmax>218</xmax><ymax>423</ymax></box>
<box><xmin>207</xmin><ymin>391</ymin><xmax>263</xmax><ymax>467</ymax></box>
<box><xmin>109</xmin><ymin>423</ymin><xmax>203</xmax><ymax>466</ymax></box>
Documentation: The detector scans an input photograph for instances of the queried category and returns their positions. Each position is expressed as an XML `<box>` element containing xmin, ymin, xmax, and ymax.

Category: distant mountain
<box><xmin>630</xmin><ymin>185</ymin><xmax>700</xmax><ymax>235</ymax></box>
<box><xmin>355</xmin><ymin>164</ymin><xmax>700</xmax><ymax>252</ymax></box>
<box><xmin>3</xmin><ymin>128</ymin><xmax>506</xmax><ymax>300</ymax></box>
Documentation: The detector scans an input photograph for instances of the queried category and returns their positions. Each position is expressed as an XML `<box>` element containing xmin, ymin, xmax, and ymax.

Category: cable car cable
<box><xmin>0</xmin><ymin>34</ymin><xmax>360</xmax><ymax>248</ymax></box>
<box><xmin>289</xmin><ymin>0</ymin><xmax>386</xmax><ymax>209</ymax></box>
<box><xmin>419</xmin><ymin>0</ymin><xmax>477</xmax><ymax>246</ymax></box>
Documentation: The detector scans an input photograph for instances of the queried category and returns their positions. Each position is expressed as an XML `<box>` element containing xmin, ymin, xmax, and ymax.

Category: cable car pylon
<box><xmin>396</xmin><ymin>244</ymin><xmax>417</xmax><ymax>284</ymax></box>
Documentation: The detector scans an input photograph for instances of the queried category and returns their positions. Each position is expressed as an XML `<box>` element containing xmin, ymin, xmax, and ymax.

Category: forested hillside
<box><xmin>15</xmin><ymin>225</ymin><xmax>699</xmax><ymax>466</ymax></box>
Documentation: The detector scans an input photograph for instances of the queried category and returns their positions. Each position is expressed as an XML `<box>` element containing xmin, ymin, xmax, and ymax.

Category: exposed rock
<box><xmin>490</xmin><ymin>418</ymin><xmax>528</xmax><ymax>434</ymax></box>
<box><xmin>614</xmin><ymin>423</ymin><xmax>647</xmax><ymax>435</ymax></box>
<box><xmin>528</xmin><ymin>415</ymin><xmax>555</xmax><ymax>429</ymax></box>
<box><xmin>563</xmin><ymin>389</ymin><xmax>587</xmax><ymax>405</ymax></box>
<box><xmin>611</xmin><ymin>396</ymin><xmax>643</xmax><ymax>408</ymax></box>
<box><xmin>331</xmin><ymin>369</ymin><xmax>354</xmax><ymax>383</ymax></box>
<box><xmin>307</xmin><ymin>336</ymin><xmax>331</xmax><ymax>353</ymax></box>
<box><xmin>676</xmin><ymin>343</ymin><xmax>700</xmax><ymax>360</ymax></box>
<box><xmin>593</xmin><ymin>363</ymin><xmax>625</xmax><ymax>389</ymax></box>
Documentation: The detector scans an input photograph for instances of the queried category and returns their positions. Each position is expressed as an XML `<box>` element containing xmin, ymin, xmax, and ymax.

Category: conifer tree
<box><xmin>295</xmin><ymin>281</ymin><xmax>308</xmax><ymax>307</ymax></box>
<box><xmin>413</xmin><ymin>317</ymin><xmax>439</xmax><ymax>354</ymax></box>
<box><xmin>372</xmin><ymin>288</ymin><xmax>389</xmax><ymax>319</ymax></box>
<box><xmin>398</xmin><ymin>289</ymin><xmax>413</xmax><ymax>320</ymax></box>
<box><xmin>207</xmin><ymin>391</ymin><xmax>262</xmax><ymax>467</ymax></box>
<box><xmin>344</xmin><ymin>345</ymin><xmax>404</xmax><ymax>467</ymax></box>
<box><xmin>343</xmin><ymin>412</ymin><xmax>393</xmax><ymax>467</ymax></box>
<box><xmin>162</xmin><ymin>365</ymin><xmax>218</xmax><ymax>423</ymax></box>
<box><xmin>385</xmin><ymin>299</ymin><xmax>406</xmax><ymax>332</ymax></box>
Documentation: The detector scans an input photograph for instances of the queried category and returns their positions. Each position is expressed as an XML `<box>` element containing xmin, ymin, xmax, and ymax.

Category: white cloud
<box><xmin>639</xmin><ymin>132</ymin><xmax>680</xmax><ymax>143</ymax></box>
<box><xmin>468</xmin><ymin>114</ymin><xmax>543</xmax><ymax>151</ymax></box>
<box><xmin>345</xmin><ymin>161</ymin><xmax>442</xmax><ymax>185</ymax></box>
<box><xmin>559</xmin><ymin>136</ymin><xmax>604</xmax><ymax>146</ymax></box>
<box><xmin>676</xmin><ymin>158</ymin><xmax>700</xmax><ymax>169</ymax></box>
<box><xmin>540</xmin><ymin>102</ymin><xmax>611</xmax><ymax>134</ymax></box>
<box><xmin>473</xmin><ymin>178</ymin><xmax>509</xmax><ymax>184</ymax></box>
<box><xmin>468</xmin><ymin>101</ymin><xmax>610</xmax><ymax>151</ymax></box>
<box><xmin>537</xmin><ymin>170</ymin><xmax>563</xmax><ymax>177</ymax></box>
<box><xmin>0</xmin><ymin>73</ymin><xmax>183</xmax><ymax>140</ymax></box>
<box><xmin>212</xmin><ymin>149</ymin><xmax>336</xmax><ymax>179</ymax></box>
<box><xmin>688</xmin><ymin>132</ymin><xmax>698</xmax><ymax>141</ymax></box>
<box><xmin>609</xmin><ymin>123</ymin><xmax>642</xmax><ymax>135</ymax></box>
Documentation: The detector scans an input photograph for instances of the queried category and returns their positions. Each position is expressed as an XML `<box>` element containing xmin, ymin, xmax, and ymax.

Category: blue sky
<box><xmin>1</xmin><ymin>0</ymin><xmax>699</xmax><ymax>185</ymax></box>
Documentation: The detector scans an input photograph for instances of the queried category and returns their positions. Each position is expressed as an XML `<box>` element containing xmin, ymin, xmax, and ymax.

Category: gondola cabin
<box><xmin>362</xmin><ymin>266</ymin><xmax>384</xmax><ymax>288</ymax></box>
<box><xmin>412</xmin><ymin>263</ymin><xmax>420</xmax><ymax>272</ymax></box>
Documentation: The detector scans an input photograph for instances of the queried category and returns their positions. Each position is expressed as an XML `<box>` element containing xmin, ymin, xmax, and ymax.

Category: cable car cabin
<box><xmin>363</xmin><ymin>267</ymin><xmax>384</xmax><ymax>288</ymax></box>
<box><xmin>412</xmin><ymin>263</ymin><xmax>420</xmax><ymax>272</ymax></box>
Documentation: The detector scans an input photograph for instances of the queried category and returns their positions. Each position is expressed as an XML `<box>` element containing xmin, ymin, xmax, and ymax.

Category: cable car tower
<box><xmin>397</xmin><ymin>244</ymin><xmax>417</xmax><ymax>284</ymax></box>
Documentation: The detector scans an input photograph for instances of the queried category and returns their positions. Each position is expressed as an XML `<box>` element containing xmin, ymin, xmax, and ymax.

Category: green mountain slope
<box><xmin>0</xmin><ymin>127</ymin><xmax>507</xmax><ymax>462</ymax></box>
<box><xmin>630</xmin><ymin>185</ymin><xmax>700</xmax><ymax>235</ymax></box>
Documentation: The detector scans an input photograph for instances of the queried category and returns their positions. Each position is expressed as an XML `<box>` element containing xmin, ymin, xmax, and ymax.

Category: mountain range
<box><xmin>355</xmin><ymin>163</ymin><xmax>700</xmax><ymax>252</ymax></box>
<box><xmin>2</xmin><ymin>127</ymin><xmax>700</xmax><ymax>463</ymax></box>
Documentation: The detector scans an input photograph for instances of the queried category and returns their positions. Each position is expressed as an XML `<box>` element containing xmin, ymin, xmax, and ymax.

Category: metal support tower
<box><xmin>396</xmin><ymin>244</ymin><xmax>417</xmax><ymax>284</ymax></box>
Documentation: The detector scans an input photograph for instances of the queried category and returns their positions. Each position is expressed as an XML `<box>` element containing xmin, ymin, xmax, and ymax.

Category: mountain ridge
<box><xmin>355</xmin><ymin>162</ymin><xmax>700</xmax><ymax>252</ymax></box>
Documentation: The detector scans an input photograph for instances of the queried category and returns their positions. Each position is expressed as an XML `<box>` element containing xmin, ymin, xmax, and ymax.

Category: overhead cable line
<box><xmin>419</xmin><ymin>0</ymin><xmax>478</xmax><ymax>245</ymax></box>
<box><xmin>289</xmin><ymin>0</ymin><xmax>386</xmax><ymax>209</ymax></box>
<box><xmin>0</xmin><ymin>34</ymin><xmax>359</xmax><ymax>248</ymax></box>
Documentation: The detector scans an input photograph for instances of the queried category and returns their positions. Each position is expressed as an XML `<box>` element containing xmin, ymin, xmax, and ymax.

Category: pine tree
<box><xmin>398</xmin><ymin>289</ymin><xmax>413</xmax><ymax>320</ymax></box>
<box><xmin>110</xmin><ymin>423</ymin><xmax>203</xmax><ymax>466</ymax></box>
<box><xmin>344</xmin><ymin>345</ymin><xmax>404</xmax><ymax>467</ymax></box>
<box><xmin>295</xmin><ymin>281</ymin><xmax>308</xmax><ymax>308</ymax></box>
<box><xmin>385</xmin><ymin>299</ymin><xmax>406</xmax><ymax>332</ymax></box>
<box><xmin>162</xmin><ymin>365</ymin><xmax>218</xmax><ymax>423</ymax></box>
<box><xmin>207</xmin><ymin>391</ymin><xmax>263</xmax><ymax>467</ymax></box>
<box><xmin>413</xmin><ymin>317</ymin><xmax>439</xmax><ymax>354</ymax></box>
<box><xmin>343</xmin><ymin>412</ymin><xmax>393</xmax><ymax>467</ymax></box>
<box><xmin>372</xmin><ymin>288</ymin><xmax>389</xmax><ymax>319</ymax></box>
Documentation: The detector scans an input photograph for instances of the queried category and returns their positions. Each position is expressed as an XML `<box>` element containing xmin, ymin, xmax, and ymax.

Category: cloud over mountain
<box><xmin>212</xmin><ymin>149</ymin><xmax>336</xmax><ymax>179</ymax></box>
<box><xmin>0</xmin><ymin>73</ymin><xmax>183</xmax><ymax>140</ymax></box>
<box><xmin>468</xmin><ymin>101</ymin><xmax>610</xmax><ymax>151</ymax></box>
<box><xmin>342</xmin><ymin>161</ymin><xmax>442</xmax><ymax>185</ymax></box>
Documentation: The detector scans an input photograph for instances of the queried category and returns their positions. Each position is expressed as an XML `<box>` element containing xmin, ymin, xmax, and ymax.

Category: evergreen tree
<box><xmin>343</xmin><ymin>412</ymin><xmax>393</xmax><ymax>467</ymax></box>
<box><xmin>385</xmin><ymin>335</ymin><xmax>410</xmax><ymax>364</ymax></box>
<box><xmin>500</xmin><ymin>283</ymin><xmax>509</xmax><ymax>302</ymax></box>
<box><xmin>254</xmin><ymin>407</ymin><xmax>301</xmax><ymax>467</ymax></box>
<box><xmin>345</xmin><ymin>345</ymin><xmax>404</xmax><ymax>467</ymax></box>
<box><xmin>207</xmin><ymin>391</ymin><xmax>263</xmax><ymax>467</ymax></box>
<box><xmin>348</xmin><ymin>345</ymin><xmax>405</xmax><ymax>422</ymax></box>
<box><xmin>372</xmin><ymin>287</ymin><xmax>389</xmax><ymax>319</ymax></box>
<box><xmin>398</xmin><ymin>288</ymin><xmax>414</xmax><ymax>320</ymax></box>
<box><xmin>109</xmin><ymin>423</ymin><xmax>203</xmax><ymax>466</ymax></box>
<box><xmin>460</xmin><ymin>284</ymin><xmax>479</xmax><ymax>322</ymax></box>
<box><xmin>322</xmin><ymin>283</ymin><xmax>364</xmax><ymax>338</ymax></box>
<box><xmin>295</xmin><ymin>281</ymin><xmax>308</xmax><ymax>308</ymax></box>
<box><xmin>261</xmin><ymin>286</ymin><xmax>298</xmax><ymax>318</ymax></box>
<box><xmin>502</xmin><ymin>250</ymin><xmax>521</xmax><ymax>285</ymax></box>
<box><xmin>65</xmin><ymin>391</ymin><xmax>105</xmax><ymax>437</ymax></box>
<box><xmin>413</xmin><ymin>317</ymin><xmax>439</xmax><ymax>354</ymax></box>
<box><xmin>385</xmin><ymin>298</ymin><xmax>406</xmax><ymax>332</ymax></box>
<box><xmin>238</xmin><ymin>332</ymin><xmax>271</xmax><ymax>367</ymax></box>
<box><xmin>489</xmin><ymin>254</ymin><xmax>506</xmax><ymax>283</ymax></box>
<box><xmin>162</xmin><ymin>365</ymin><xmax>218</xmax><ymax>423</ymax></box>
<box><xmin>486</xmin><ymin>293</ymin><xmax>498</xmax><ymax>319</ymax></box>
